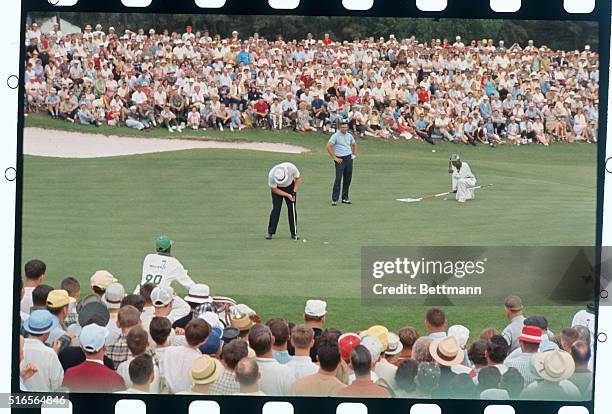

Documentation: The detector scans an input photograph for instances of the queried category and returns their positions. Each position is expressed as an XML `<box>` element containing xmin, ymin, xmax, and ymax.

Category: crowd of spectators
<box><xmin>24</xmin><ymin>22</ymin><xmax>599</xmax><ymax>144</ymax></box>
<box><xmin>19</xmin><ymin>258</ymin><xmax>595</xmax><ymax>399</ymax></box>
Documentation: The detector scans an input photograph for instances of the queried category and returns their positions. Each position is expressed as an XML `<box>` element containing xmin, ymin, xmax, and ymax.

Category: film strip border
<box><xmin>1</xmin><ymin>0</ymin><xmax>611</xmax><ymax>413</ymax></box>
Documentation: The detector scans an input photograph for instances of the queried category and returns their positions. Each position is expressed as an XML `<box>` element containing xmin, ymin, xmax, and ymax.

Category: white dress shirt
<box><xmin>22</xmin><ymin>338</ymin><xmax>64</xmax><ymax>391</ymax></box>
<box><xmin>158</xmin><ymin>345</ymin><xmax>201</xmax><ymax>393</ymax></box>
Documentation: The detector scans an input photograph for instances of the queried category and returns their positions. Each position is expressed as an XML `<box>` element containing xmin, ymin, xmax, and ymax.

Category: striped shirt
<box><xmin>504</xmin><ymin>351</ymin><xmax>539</xmax><ymax>386</ymax></box>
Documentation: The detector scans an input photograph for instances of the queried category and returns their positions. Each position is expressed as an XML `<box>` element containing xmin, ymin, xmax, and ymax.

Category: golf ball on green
<box><xmin>432</xmin><ymin>150</ymin><xmax>436</xmax><ymax>153</ymax></box>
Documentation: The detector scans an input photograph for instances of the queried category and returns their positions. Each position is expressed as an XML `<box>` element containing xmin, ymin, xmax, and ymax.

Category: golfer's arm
<box><xmin>352</xmin><ymin>142</ymin><xmax>357</xmax><ymax>156</ymax></box>
<box><xmin>293</xmin><ymin>176</ymin><xmax>302</xmax><ymax>193</ymax></box>
<box><xmin>271</xmin><ymin>187</ymin><xmax>291</xmax><ymax>198</ymax></box>
<box><xmin>326</xmin><ymin>142</ymin><xmax>337</xmax><ymax>160</ymax></box>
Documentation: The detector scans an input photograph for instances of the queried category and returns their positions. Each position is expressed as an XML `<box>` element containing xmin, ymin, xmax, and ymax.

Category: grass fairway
<box><xmin>21</xmin><ymin>114</ymin><xmax>597</xmax><ymax>336</ymax></box>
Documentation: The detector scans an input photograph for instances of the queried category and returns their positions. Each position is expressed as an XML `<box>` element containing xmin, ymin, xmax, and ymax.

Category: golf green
<box><xmin>20</xmin><ymin>115</ymin><xmax>597</xmax><ymax>336</ymax></box>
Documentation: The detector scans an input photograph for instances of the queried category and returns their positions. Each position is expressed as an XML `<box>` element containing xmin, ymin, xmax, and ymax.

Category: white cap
<box><xmin>199</xmin><ymin>311</ymin><xmax>222</xmax><ymax>330</ymax></box>
<box><xmin>304</xmin><ymin>299</ymin><xmax>327</xmax><ymax>317</ymax></box>
<box><xmin>448</xmin><ymin>325</ymin><xmax>470</xmax><ymax>348</ymax></box>
<box><xmin>103</xmin><ymin>282</ymin><xmax>125</xmax><ymax>309</ymax></box>
<box><xmin>185</xmin><ymin>283</ymin><xmax>213</xmax><ymax>304</ymax></box>
<box><xmin>361</xmin><ymin>335</ymin><xmax>383</xmax><ymax>360</ymax></box>
<box><xmin>385</xmin><ymin>332</ymin><xmax>403</xmax><ymax>356</ymax></box>
<box><xmin>151</xmin><ymin>286</ymin><xmax>174</xmax><ymax>307</ymax></box>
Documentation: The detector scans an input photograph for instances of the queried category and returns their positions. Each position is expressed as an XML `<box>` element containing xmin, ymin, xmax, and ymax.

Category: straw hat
<box><xmin>533</xmin><ymin>349</ymin><xmax>575</xmax><ymax>382</ymax></box>
<box><xmin>429</xmin><ymin>336</ymin><xmax>465</xmax><ymax>366</ymax></box>
<box><xmin>189</xmin><ymin>355</ymin><xmax>224</xmax><ymax>385</ymax></box>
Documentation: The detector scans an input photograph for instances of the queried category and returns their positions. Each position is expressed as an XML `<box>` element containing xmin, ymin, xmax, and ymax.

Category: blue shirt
<box><xmin>328</xmin><ymin>131</ymin><xmax>355</xmax><ymax>157</ymax></box>
<box><xmin>272</xmin><ymin>349</ymin><xmax>292</xmax><ymax>364</ymax></box>
<box><xmin>237</xmin><ymin>51</ymin><xmax>251</xmax><ymax>65</ymax></box>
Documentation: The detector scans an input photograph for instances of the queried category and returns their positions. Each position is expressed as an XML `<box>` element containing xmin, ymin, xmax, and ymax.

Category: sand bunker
<box><xmin>24</xmin><ymin>127</ymin><xmax>308</xmax><ymax>158</ymax></box>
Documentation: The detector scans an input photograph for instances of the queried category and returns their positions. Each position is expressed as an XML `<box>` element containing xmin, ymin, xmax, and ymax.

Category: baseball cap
<box><xmin>184</xmin><ymin>284</ymin><xmax>213</xmax><ymax>304</ymax></box>
<box><xmin>518</xmin><ymin>325</ymin><xmax>542</xmax><ymax>344</ymax></box>
<box><xmin>23</xmin><ymin>310</ymin><xmax>57</xmax><ymax>335</ymax></box>
<box><xmin>151</xmin><ymin>286</ymin><xmax>174</xmax><ymax>307</ymax></box>
<box><xmin>155</xmin><ymin>235</ymin><xmax>173</xmax><ymax>252</ymax></box>
<box><xmin>103</xmin><ymin>282</ymin><xmax>125</xmax><ymax>309</ymax></box>
<box><xmin>449</xmin><ymin>153</ymin><xmax>460</xmax><ymax>162</ymax></box>
<box><xmin>79</xmin><ymin>323</ymin><xmax>109</xmax><ymax>353</ymax></box>
<box><xmin>338</xmin><ymin>333</ymin><xmax>361</xmax><ymax>361</ymax></box>
<box><xmin>360</xmin><ymin>325</ymin><xmax>389</xmax><ymax>352</ymax></box>
<box><xmin>361</xmin><ymin>335</ymin><xmax>383</xmax><ymax>360</ymax></box>
<box><xmin>304</xmin><ymin>299</ymin><xmax>327</xmax><ymax>317</ymax></box>
<box><xmin>504</xmin><ymin>295</ymin><xmax>524</xmax><ymax>312</ymax></box>
<box><xmin>189</xmin><ymin>355</ymin><xmax>224</xmax><ymax>384</ymax></box>
<box><xmin>200</xmin><ymin>326</ymin><xmax>223</xmax><ymax>355</ymax></box>
<box><xmin>46</xmin><ymin>289</ymin><xmax>76</xmax><ymax>309</ymax></box>
<box><xmin>78</xmin><ymin>302</ymin><xmax>110</xmax><ymax>327</ymax></box>
<box><xmin>385</xmin><ymin>332</ymin><xmax>403</xmax><ymax>356</ymax></box>
<box><xmin>90</xmin><ymin>270</ymin><xmax>118</xmax><ymax>289</ymax></box>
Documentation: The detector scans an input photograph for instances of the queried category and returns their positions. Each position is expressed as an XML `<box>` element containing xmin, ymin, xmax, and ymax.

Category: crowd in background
<box><xmin>24</xmin><ymin>22</ymin><xmax>599</xmax><ymax>145</ymax></box>
<box><xmin>19</xmin><ymin>258</ymin><xmax>595</xmax><ymax>399</ymax></box>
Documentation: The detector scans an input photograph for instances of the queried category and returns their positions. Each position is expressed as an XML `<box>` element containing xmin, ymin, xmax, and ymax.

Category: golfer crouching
<box><xmin>266</xmin><ymin>162</ymin><xmax>302</xmax><ymax>240</ymax></box>
<box><xmin>448</xmin><ymin>153</ymin><xmax>476</xmax><ymax>203</ymax></box>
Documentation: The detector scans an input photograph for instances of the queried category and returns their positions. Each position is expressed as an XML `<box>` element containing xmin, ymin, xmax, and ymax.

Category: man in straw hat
<box><xmin>448</xmin><ymin>153</ymin><xmax>477</xmax><ymax>203</ymax></box>
<box><xmin>520</xmin><ymin>349</ymin><xmax>581</xmax><ymax>400</ymax></box>
<box><xmin>429</xmin><ymin>335</ymin><xmax>467</xmax><ymax>397</ymax></box>
<box><xmin>175</xmin><ymin>354</ymin><xmax>224</xmax><ymax>394</ymax></box>
<box><xmin>266</xmin><ymin>162</ymin><xmax>302</xmax><ymax>240</ymax></box>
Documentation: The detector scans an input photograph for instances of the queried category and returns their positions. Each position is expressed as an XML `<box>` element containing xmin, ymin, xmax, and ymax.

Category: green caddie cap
<box><xmin>450</xmin><ymin>153</ymin><xmax>460</xmax><ymax>162</ymax></box>
<box><xmin>155</xmin><ymin>235</ymin><xmax>173</xmax><ymax>252</ymax></box>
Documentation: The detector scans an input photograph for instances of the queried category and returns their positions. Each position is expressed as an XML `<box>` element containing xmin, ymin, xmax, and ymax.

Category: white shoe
<box><xmin>172</xmin><ymin>125</ymin><xmax>177</xmax><ymax>130</ymax></box>
<box><xmin>457</xmin><ymin>198</ymin><xmax>466</xmax><ymax>203</ymax></box>
<box><xmin>168</xmin><ymin>128</ymin><xmax>174</xmax><ymax>132</ymax></box>
<box><xmin>230</xmin><ymin>125</ymin><xmax>234</xmax><ymax>132</ymax></box>
<box><xmin>220</xmin><ymin>125</ymin><xmax>224</xmax><ymax>131</ymax></box>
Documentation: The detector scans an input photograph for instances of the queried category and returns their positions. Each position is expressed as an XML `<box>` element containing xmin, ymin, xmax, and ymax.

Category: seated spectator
<box><xmin>235</xmin><ymin>357</ymin><xmax>265</xmax><ymax>396</ymax></box>
<box><xmin>486</xmin><ymin>335</ymin><xmax>509</xmax><ymax>375</ymax></box>
<box><xmin>117</xmin><ymin>326</ymin><xmax>161</xmax><ymax>393</ymax></box>
<box><xmin>22</xmin><ymin>310</ymin><xmax>64</xmax><ymax>391</ymax></box>
<box><xmin>450</xmin><ymin>372</ymin><xmax>477</xmax><ymax>399</ymax></box>
<box><xmin>159</xmin><ymin>318</ymin><xmax>210</xmax><ymax>393</ymax></box>
<box><xmin>569</xmin><ymin>340</ymin><xmax>593</xmax><ymax>398</ymax></box>
<box><xmin>499</xmin><ymin>366</ymin><xmax>525</xmax><ymax>398</ymax></box>
<box><xmin>477</xmin><ymin>366</ymin><xmax>502</xmax><ymax>396</ymax></box>
<box><xmin>209</xmin><ymin>339</ymin><xmax>249</xmax><ymax>395</ymax></box>
<box><xmin>520</xmin><ymin>349</ymin><xmax>581</xmax><ymax>400</ymax></box>
<box><xmin>413</xmin><ymin>362</ymin><xmax>441</xmax><ymax>398</ymax></box>
<box><xmin>393</xmin><ymin>358</ymin><xmax>419</xmax><ymax>397</ymax></box>
<box><xmin>107</xmin><ymin>305</ymin><xmax>141</xmax><ymax>369</ymax></box>
<box><xmin>286</xmin><ymin>325</ymin><xmax>318</xmax><ymax>380</ymax></box>
<box><xmin>118</xmin><ymin>355</ymin><xmax>155</xmax><ymax>394</ymax></box>
<box><xmin>178</xmin><ymin>355</ymin><xmax>224</xmax><ymax>395</ymax></box>
<box><xmin>291</xmin><ymin>339</ymin><xmax>346</xmax><ymax>396</ymax></box>
<box><xmin>336</xmin><ymin>344</ymin><xmax>390</xmax><ymax>397</ymax></box>
<box><xmin>249</xmin><ymin>324</ymin><xmax>295</xmax><ymax>396</ymax></box>
<box><xmin>63</xmin><ymin>323</ymin><xmax>126</xmax><ymax>392</ymax></box>
<box><xmin>266</xmin><ymin>317</ymin><xmax>291</xmax><ymax>364</ymax></box>
<box><xmin>395</xmin><ymin>327</ymin><xmax>419</xmax><ymax>365</ymax></box>
<box><xmin>425</xmin><ymin>307</ymin><xmax>447</xmax><ymax>339</ymax></box>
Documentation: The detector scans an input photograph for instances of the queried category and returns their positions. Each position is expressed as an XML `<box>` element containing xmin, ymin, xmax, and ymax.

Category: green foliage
<box><xmin>27</xmin><ymin>13</ymin><xmax>598</xmax><ymax>51</ymax></box>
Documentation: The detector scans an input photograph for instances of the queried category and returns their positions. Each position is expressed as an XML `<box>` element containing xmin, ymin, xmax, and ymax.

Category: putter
<box><xmin>396</xmin><ymin>184</ymin><xmax>492</xmax><ymax>203</ymax></box>
<box><xmin>292</xmin><ymin>195</ymin><xmax>298</xmax><ymax>239</ymax></box>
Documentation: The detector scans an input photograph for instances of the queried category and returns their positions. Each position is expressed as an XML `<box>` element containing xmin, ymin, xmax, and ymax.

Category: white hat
<box><xmin>151</xmin><ymin>286</ymin><xmax>174</xmax><ymax>307</ymax></box>
<box><xmin>199</xmin><ymin>311</ymin><xmax>222</xmax><ymax>330</ymax></box>
<box><xmin>272</xmin><ymin>165</ymin><xmax>291</xmax><ymax>187</ymax></box>
<box><xmin>361</xmin><ymin>335</ymin><xmax>383</xmax><ymax>360</ymax></box>
<box><xmin>304</xmin><ymin>299</ymin><xmax>327</xmax><ymax>317</ymax></box>
<box><xmin>448</xmin><ymin>325</ymin><xmax>470</xmax><ymax>349</ymax></box>
<box><xmin>533</xmin><ymin>349</ymin><xmax>575</xmax><ymax>382</ymax></box>
<box><xmin>185</xmin><ymin>283</ymin><xmax>213</xmax><ymax>304</ymax></box>
<box><xmin>103</xmin><ymin>282</ymin><xmax>125</xmax><ymax>309</ymax></box>
<box><xmin>385</xmin><ymin>332</ymin><xmax>403</xmax><ymax>356</ymax></box>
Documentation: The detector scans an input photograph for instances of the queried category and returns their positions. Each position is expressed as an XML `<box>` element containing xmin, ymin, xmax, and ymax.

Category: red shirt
<box><xmin>417</xmin><ymin>90</ymin><xmax>430</xmax><ymax>102</ymax></box>
<box><xmin>254</xmin><ymin>101</ymin><xmax>269</xmax><ymax>114</ymax></box>
<box><xmin>323</xmin><ymin>38</ymin><xmax>332</xmax><ymax>46</ymax></box>
<box><xmin>335</xmin><ymin>378</ymin><xmax>390</xmax><ymax>398</ymax></box>
<box><xmin>63</xmin><ymin>360</ymin><xmax>126</xmax><ymax>393</ymax></box>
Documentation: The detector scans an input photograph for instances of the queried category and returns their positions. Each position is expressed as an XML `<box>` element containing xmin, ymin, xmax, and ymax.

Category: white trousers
<box><xmin>453</xmin><ymin>177</ymin><xmax>476</xmax><ymax>201</ymax></box>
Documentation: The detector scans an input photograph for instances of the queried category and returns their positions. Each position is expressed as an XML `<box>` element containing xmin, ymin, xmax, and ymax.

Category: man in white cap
<box><xmin>266</xmin><ymin>162</ymin><xmax>302</xmax><ymax>240</ymax></box>
<box><xmin>304</xmin><ymin>299</ymin><xmax>327</xmax><ymax>361</ymax></box>
<box><xmin>448</xmin><ymin>153</ymin><xmax>477</xmax><ymax>203</ymax></box>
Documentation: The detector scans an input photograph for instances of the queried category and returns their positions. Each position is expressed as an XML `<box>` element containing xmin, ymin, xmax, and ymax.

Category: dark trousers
<box><xmin>332</xmin><ymin>155</ymin><xmax>353</xmax><ymax>202</ymax></box>
<box><xmin>268</xmin><ymin>182</ymin><xmax>297</xmax><ymax>236</ymax></box>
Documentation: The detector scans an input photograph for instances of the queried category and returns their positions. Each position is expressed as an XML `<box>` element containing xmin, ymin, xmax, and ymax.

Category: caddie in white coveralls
<box><xmin>135</xmin><ymin>235</ymin><xmax>196</xmax><ymax>318</ymax></box>
<box><xmin>448</xmin><ymin>153</ymin><xmax>476</xmax><ymax>203</ymax></box>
